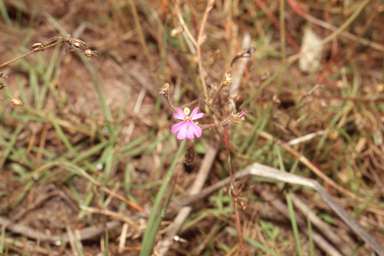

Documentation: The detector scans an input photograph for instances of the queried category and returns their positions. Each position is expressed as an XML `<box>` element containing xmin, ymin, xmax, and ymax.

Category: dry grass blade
<box><xmin>0</xmin><ymin>215</ymin><xmax>121</xmax><ymax>245</ymax></box>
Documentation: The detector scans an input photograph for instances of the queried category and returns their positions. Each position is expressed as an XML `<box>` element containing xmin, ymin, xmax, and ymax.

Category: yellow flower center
<box><xmin>183</xmin><ymin>107</ymin><xmax>190</xmax><ymax>116</ymax></box>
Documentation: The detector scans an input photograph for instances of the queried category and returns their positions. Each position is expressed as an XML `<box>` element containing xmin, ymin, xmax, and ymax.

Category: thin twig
<box><xmin>173</xmin><ymin>0</ymin><xmax>197</xmax><ymax>47</ymax></box>
<box><xmin>223</xmin><ymin>126</ymin><xmax>245</xmax><ymax>256</ymax></box>
<box><xmin>127</xmin><ymin>0</ymin><xmax>155</xmax><ymax>71</ymax></box>
<box><xmin>0</xmin><ymin>41</ymin><xmax>62</xmax><ymax>68</ymax></box>
<box><xmin>0</xmin><ymin>215</ymin><xmax>121</xmax><ymax>245</ymax></box>
<box><xmin>196</xmin><ymin>0</ymin><xmax>215</xmax><ymax>102</ymax></box>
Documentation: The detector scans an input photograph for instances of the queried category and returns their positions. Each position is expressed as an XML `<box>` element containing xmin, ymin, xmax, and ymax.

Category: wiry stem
<box><xmin>196</xmin><ymin>0</ymin><xmax>215</xmax><ymax>102</ymax></box>
<box><xmin>223</xmin><ymin>126</ymin><xmax>245</xmax><ymax>256</ymax></box>
<box><xmin>173</xmin><ymin>0</ymin><xmax>215</xmax><ymax>102</ymax></box>
<box><xmin>173</xmin><ymin>0</ymin><xmax>197</xmax><ymax>47</ymax></box>
<box><xmin>0</xmin><ymin>41</ymin><xmax>63</xmax><ymax>68</ymax></box>
<box><xmin>0</xmin><ymin>35</ymin><xmax>96</xmax><ymax>69</ymax></box>
<box><xmin>159</xmin><ymin>83</ymin><xmax>178</xmax><ymax>113</ymax></box>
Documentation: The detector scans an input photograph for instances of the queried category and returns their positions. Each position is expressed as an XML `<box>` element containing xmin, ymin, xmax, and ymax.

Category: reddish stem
<box><xmin>223</xmin><ymin>126</ymin><xmax>245</xmax><ymax>256</ymax></box>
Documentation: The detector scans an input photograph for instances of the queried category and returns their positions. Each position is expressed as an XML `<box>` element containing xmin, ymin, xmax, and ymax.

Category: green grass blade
<box><xmin>145</xmin><ymin>177</ymin><xmax>176</xmax><ymax>255</ymax></box>
<box><xmin>286</xmin><ymin>193</ymin><xmax>303</xmax><ymax>256</ymax></box>
<box><xmin>0</xmin><ymin>124</ymin><xmax>24</xmax><ymax>169</ymax></box>
<box><xmin>104</xmin><ymin>229</ymin><xmax>109</xmax><ymax>256</ymax></box>
<box><xmin>0</xmin><ymin>0</ymin><xmax>11</xmax><ymax>27</ymax></box>
<box><xmin>307</xmin><ymin>214</ymin><xmax>314</xmax><ymax>256</ymax></box>
<box><xmin>140</xmin><ymin>139</ymin><xmax>186</xmax><ymax>256</ymax></box>
<box><xmin>0</xmin><ymin>226</ymin><xmax>4</xmax><ymax>253</ymax></box>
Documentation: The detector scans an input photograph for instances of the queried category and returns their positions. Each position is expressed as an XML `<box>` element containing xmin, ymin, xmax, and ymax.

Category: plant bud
<box><xmin>84</xmin><ymin>49</ymin><xmax>97</xmax><ymax>57</ymax></box>
<box><xmin>72</xmin><ymin>41</ymin><xmax>81</xmax><ymax>48</ymax></box>
<box><xmin>32</xmin><ymin>43</ymin><xmax>43</xmax><ymax>50</ymax></box>
<box><xmin>171</xmin><ymin>26</ymin><xmax>184</xmax><ymax>37</ymax></box>
<box><xmin>11</xmin><ymin>98</ymin><xmax>24</xmax><ymax>106</ymax></box>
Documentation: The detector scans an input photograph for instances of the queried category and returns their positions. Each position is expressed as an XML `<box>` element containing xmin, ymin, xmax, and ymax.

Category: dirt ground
<box><xmin>0</xmin><ymin>0</ymin><xmax>384</xmax><ymax>255</ymax></box>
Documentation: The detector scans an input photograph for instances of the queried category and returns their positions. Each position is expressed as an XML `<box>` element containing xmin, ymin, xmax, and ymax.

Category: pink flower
<box><xmin>171</xmin><ymin>107</ymin><xmax>204</xmax><ymax>140</ymax></box>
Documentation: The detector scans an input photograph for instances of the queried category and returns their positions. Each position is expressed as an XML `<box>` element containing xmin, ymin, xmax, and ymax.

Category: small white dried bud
<box><xmin>171</xmin><ymin>26</ymin><xmax>184</xmax><ymax>37</ymax></box>
<box><xmin>72</xmin><ymin>41</ymin><xmax>81</xmax><ymax>48</ymax></box>
<box><xmin>11</xmin><ymin>98</ymin><xmax>24</xmax><ymax>106</ymax></box>
<box><xmin>32</xmin><ymin>43</ymin><xmax>43</xmax><ymax>50</ymax></box>
<box><xmin>222</xmin><ymin>73</ymin><xmax>232</xmax><ymax>86</ymax></box>
<box><xmin>84</xmin><ymin>49</ymin><xmax>97</xmax><ymax>57</ymax></box>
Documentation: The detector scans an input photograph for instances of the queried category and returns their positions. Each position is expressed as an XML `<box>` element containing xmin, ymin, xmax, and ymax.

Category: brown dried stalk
<box><xmin>173</xmin><ymin>0</ymin><xmax>215</xmax><ymax>102</ymax></box>
<box><xmin>0</xmin><ymin>35</ymin><xmax>97</xmax><ymax>69</ymax></box>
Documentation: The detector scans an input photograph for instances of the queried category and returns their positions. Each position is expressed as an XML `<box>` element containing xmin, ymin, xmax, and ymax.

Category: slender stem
<box><xmin>0</xmin><ymin>51</ymin><xmax>35</xmax><ymax>68</ymax></box>
<box><xmin>233</xmin><ymin>197</ymin><xmax>245</xmax><ymax>256</ymax></box>
<box><xmin>222</xmin><ymin>126</ymin><xmax>234</xmax><ymax>189</ymax></box>
<box><xmin>162</xmin><ymin>91</ymin><xmax>178</xmax><ymax>113</ymax></box>
<box><xmin>0</xmin><ymin>41</ymin><xmax>63</xmax><ymax>68</ymax></box>
<box><xmin>128</xmin><ymin>0</ymin><xmax>155</xmax><ymax>71</ymax></box>
<box><xmin>196</xmin><ymin>0</ymin><xmax>215</xmax><ymax>102</ymax></box>
<box><xmin>223</xmin><ymin>126</ymin><xmax>245</xmax><ymax>256</ymax></box>
<box><xmin>280</xmin><ymin>0</ymin><xmax>286</xmax><ymax>64</ymax></box>
<box><xmin>173</xmin><ymin>0</ymin><xmax>197</xmax><ymax>47</ymax></box>
<box><xmin>209</xmin><ymin>82</ymin><xmax>224</xmax><ymax>106</ymax></box>
<box><xmin>199</xmin><ymin>114</ymin><xmax>231</xmax><ymax>130</ymax></box>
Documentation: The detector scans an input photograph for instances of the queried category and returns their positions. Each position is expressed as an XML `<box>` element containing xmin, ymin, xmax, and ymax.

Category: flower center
<box><xmin>183</xmin><ymin>107</ymin><xmax>191</xmax><ymax>116</ymax></box>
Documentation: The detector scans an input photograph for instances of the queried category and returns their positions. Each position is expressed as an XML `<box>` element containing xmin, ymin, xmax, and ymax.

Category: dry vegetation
<box><xmin>0</xmin><ymin>0</ymin><xmax>384</xmax><ymax>255</ymax></box>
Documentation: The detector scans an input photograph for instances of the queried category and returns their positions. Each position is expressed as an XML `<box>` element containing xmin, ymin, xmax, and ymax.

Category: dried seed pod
<box><xmin>32</xmin><ymin>43</ymin><xmax>43</xmax><ymax>51</ymax></box>
<box><xmin>222</xmin><ymin>72</ymin><xmax>232</xmax><ymax>86</ymax></box>
<box><xmin>11</xmin><ymin>98</ymin><xmax>24</xmax><ymax>106</ymax></box>
<box><xmin>0</xmin><ymin>83</ymin><xmax>5</xmax><ymax>90</ymax></box>
<box><xmin>72</xmin><ymin>41</ymin><xmax>82</xmax><ymax>48</ymax></box>
<box><xmin>184</xmin><ymin>141</ymin><xmax>196</xmax><ymax>166</ymax></box>
<box><xmin>230</xmin><ymin>47</ymin><xmax>255</xmax><ymax>67</ymax></box>
<box><xmin>171</xmin><ymin>26</ymin><xmax>184</xmax><ymax>37</ymax></box>
<box><xmin>84</xmin><ymin>49</ymin><xmax>97</xmax><ymax>57</ymax></box>
<box><xmin>240</xmin><ymin>199</ymin><xmax>248</xmax><ymax>211</ymax></box>
<box><xmin>70</xmin><ymin>39</ymin><xmax>87</xmax><ymax>48</ymax></box>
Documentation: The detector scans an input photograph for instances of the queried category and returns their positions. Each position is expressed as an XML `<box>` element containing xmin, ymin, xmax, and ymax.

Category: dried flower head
<box><xmin>184</xmin><ymin>142</ymin><xmax>196</xmax><ymax>166</ymax></box>
<box><xmin>222</xmin><ymin>72</ymin><xmax>232</xmax><ymax>86</ymax></box>
<box><xmin>84</xmin><ymin>49</ymin><xmax>98</xmax><ymax>58</ymax></box>
<box><xmin>230</xmin><ymin>110</ymin><xmax>247</xmax><ymax>124</ymax></box>
<box><xmin>70</xmin><ymin>39</ymin><xmax>87</xmax><ymax>48</ymax></box>
<box><xmin>11</xmin><ymin>98</ymin><xmax>24</xmax><ymax>106</ymax></box>
<box><xmin>172</xmin><ymin>107</ymin><xmax>204</xmax><ymax>140</ymax></box>
<box><xmin>32</xmin><ymin>43</ymin><xmax>44</xmax><ymax>51</ymax></box>
<box><xmin>171</xmin><ymin>26</ymin><xmax>184</xmax><ymax>37</ymax></box>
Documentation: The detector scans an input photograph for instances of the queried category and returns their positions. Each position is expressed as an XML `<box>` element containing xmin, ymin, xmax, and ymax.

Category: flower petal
<box><xmin>185</xmin><ymin>122</ymin><xmax>195</xmax><ymax>139</ymax></box>
<box><xmin>189</xmin><ymin>121</ymin><xmax>202</xmax><ymax>138</ymax></box>
<box><xmin>173</xmin><ymin>108</ymin><xmax>186</xmax><ymax>120</ymax></box>
<box><xmin>172</xmin><ymin>120</ymin><xmax>187</xmax><ymax>134</ymax></box>
<box><xmin>190</xmin><ymin>107</ymin><xmax>204</xmax><ymax>120</ymax></box>
<box><xmin>176</xmin><ymin>121</ymin><xmax>188</xmax><ymax>140</ymax></box>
